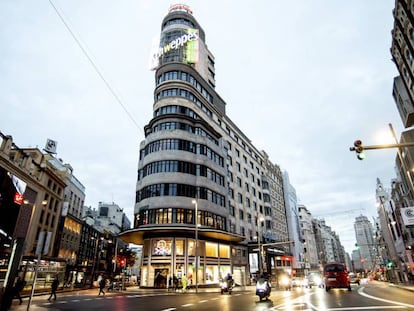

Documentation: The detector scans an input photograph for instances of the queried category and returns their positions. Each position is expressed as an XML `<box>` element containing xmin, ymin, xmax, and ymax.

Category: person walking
<box><xmin>13</xmin><ymin>276</ymin><xmax>26</xmax><ymax>305</ymax></box>
<box><xmin>98</xmin><ymin>277</ymin><xmax>106</xmax><ymax>296</ymax></box>
<box><xmin>181</xmin><ymin>274</ymin><xmax>187</xmax><ymax>293</ymax></box>
<box><xmin>48</xmin><ymin>276</ymin><xmax>59</xmax><ymax>301</ymax></box>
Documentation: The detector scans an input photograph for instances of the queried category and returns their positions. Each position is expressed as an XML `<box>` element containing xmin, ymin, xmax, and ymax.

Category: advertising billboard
<box><xmin>149</xmin><ymin>28</ymin><xmax>199</xmax><ymax>70</ymax></box>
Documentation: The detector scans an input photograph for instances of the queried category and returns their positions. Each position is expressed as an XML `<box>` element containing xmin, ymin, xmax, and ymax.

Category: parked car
<box><xmin>323</xmin><ymin>262</ymin><xmax>351</xmax><ymax>292</ymax></box>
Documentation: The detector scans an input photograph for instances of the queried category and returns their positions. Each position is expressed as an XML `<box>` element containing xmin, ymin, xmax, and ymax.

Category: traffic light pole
<box><xmin>349</xmin><ymin>142</ymin><xmax>414</xmax><ymax>151</ymax></box>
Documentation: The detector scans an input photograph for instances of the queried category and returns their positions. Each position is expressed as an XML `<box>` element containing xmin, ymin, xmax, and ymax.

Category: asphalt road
<box><xmin>9</xmin><ymin>281</ymin><xmax>414</xmax><ymax>311</ymax></box>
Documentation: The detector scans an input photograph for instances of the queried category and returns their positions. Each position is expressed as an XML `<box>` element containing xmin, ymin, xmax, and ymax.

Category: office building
<box><xmin>121</xmin><ymin>4</ymin><xmax>289</xmax><ymax>287</ymax></box>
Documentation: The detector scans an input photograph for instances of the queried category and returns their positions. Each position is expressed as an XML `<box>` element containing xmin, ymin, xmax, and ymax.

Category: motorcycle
<box><xmin>256</xmin><ymin>279</ymin><xmax>271</xmax><ymax>301</ymax></box>
<box><xmin>280</xmin><ymin>275</ymin><xmax>292</xmax><ymax>291</ymax></box>
<box><xmin>220</xmin><ymin>279</ymin><xmax>234</xmax><ymax>294</ymax></box>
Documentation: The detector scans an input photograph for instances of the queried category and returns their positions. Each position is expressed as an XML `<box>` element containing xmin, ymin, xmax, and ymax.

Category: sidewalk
<box><xmin>389</xmin><ymin>282</ymin><xmax>414</xmax><ymax>292</ymax></box>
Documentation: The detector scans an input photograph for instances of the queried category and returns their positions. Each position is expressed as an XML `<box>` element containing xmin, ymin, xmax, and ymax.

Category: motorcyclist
<box><xmin>256</xmin><ymin>274</ymin><xmax>271</xmax><ymax>294</ymax></box>
<box><xmin>225</xmin><ymin>273</ymin><xmax>234</xmax><ymax>289</ymax></box>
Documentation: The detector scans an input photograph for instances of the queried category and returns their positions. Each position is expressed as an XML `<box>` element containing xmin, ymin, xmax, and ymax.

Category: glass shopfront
<box><xmin>140</xmin><ymin>237</ymin><xmax>233</xmax><ymax>287</ymax></box>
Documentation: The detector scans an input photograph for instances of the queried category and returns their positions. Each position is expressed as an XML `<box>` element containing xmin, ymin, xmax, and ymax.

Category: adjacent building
<box><xmin>353</xmin><ymin>215</ymin><xmax>376</xmax><ymax>272</ymax></box>
<box><xmin>384</xmin><ymin>0</ymin><xmax>414</xmax><ymax>282</ymax></box>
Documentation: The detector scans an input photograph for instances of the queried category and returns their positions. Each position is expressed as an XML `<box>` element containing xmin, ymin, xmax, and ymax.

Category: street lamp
<box><xmin>191</xmin><ymin>199</ymin><xmax>198</xmax><ymax>294</ymax></box>
<box><xmin>257</xmin><ymin>216</ymin><xmax>264</xmax><ymax>276</ymax></box>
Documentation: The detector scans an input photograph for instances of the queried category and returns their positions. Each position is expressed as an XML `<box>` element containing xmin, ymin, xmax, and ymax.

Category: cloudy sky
<box><xmin>0</xmin><ymin>1</ymin><xmax>401</xmax><ymax>253</ymax></box>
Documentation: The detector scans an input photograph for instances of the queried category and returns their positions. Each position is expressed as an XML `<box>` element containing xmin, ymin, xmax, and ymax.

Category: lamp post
<box><xmin>257</xmin><ymin>216</ymin><xmax>264</xmax><ymax>276</ymax></box>
<box><xmin>191</xmin><ymin>199</ymin><xmax>198</xmax><ymax>294</ymax></box>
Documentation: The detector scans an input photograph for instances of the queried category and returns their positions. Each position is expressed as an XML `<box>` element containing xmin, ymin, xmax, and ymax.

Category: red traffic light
<box><xmin>353</xmin><ymin>140</ymin><xmax>365</xmax><ymax>159</ymax></box>
<box><xmin>354</xmin><ymin>140</ymin><xmax>362</xmax><ymax>147</ymax></box>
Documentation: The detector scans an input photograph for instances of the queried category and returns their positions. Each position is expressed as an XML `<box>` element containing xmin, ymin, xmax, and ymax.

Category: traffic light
<box><xmin>354</xmin><ymin>140</ymin><xmax>366</xmax><ymax>160</ymax></box>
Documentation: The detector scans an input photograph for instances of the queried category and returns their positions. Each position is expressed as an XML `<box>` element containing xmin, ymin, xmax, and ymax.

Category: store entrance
<box><xmin>154</xmin><ymin>268</ymin><xmax>169</xmax><ymax>288</ymax></box>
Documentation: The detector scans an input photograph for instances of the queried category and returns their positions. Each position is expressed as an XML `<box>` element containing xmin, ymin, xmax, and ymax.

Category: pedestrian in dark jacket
<box><xmin>98</xmin><ymin>277</ymin><xmax>106</xmax><ymax>296</ymax></box>
<box><xmin>13</xmin><ymin>276</ymin><xmax>26</xmax><ymax>304</ymax></box>
<box><xmin>48</xmin><ymin>276</ymin><xmax>59</xmax><ymax>301</ymax></box>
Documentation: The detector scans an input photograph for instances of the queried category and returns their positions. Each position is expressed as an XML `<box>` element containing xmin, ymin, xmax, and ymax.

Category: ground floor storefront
<box><xmin>139</xmin><ymin>236</ymin><xmax>248</xmax><ymax>288</ymax></box>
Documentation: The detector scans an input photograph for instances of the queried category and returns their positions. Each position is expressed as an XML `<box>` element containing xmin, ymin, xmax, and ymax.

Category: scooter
<box><xmin>280</xmin><ymin>275</ymin><xmax>292</xmax><ymax>291</ymax></box>
<box><xmin>256</xmin><ymin>279</ymin><xmax>271</xmax><ymax>301</ymax></box>
<box><xmin>220</xmin><ymin>279</ymin><xmax>234</xmax><ymax>294</ymax></box>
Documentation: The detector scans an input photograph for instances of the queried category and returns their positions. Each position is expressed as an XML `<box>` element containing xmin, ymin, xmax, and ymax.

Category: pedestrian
<box><xmin>173</xmin><ymin>275</ymin><xmax>179</xmax><ymax>292</ymax></box>
<box><xmin>98</xmin><ymin>277</ymin><xmax>106</xmax><ymax>296</ymax></box>
<box><xmin>48</xmin><ymin>276</ymin><xmax>59</xmax><ymax>301</ymax></box>
<box><xmin>181</xmin><ymin>273</ymin><xmax>187</xmax><ymax>293</ymax></box>
<box><xmin>13</xmin><ymin>276</ymin><xmax>26</xmax><ymax>305</ymax></box>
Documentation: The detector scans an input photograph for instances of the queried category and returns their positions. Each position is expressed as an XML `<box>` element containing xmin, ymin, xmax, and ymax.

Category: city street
<box><xmin>10</xmin><ymin>281</ymin><xmax>414</xmax><ymax>311</ymax></box>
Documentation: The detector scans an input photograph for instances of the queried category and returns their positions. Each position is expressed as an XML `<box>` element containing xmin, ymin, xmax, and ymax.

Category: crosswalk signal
<box><xmin>354</xmin><ymin>140</ymin><xmax>366</xmax><ymax>160</ymax></box>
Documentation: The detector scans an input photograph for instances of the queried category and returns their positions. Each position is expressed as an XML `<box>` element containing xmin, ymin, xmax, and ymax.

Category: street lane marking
<box><xmin>198</xmin><ymin>300</ymin><xmax>208</xmax><ymax>303</ymax></box>
<box><xmin>181</xmin><ymin>304</ymin><xmax>193</xmax><ymax>307</ymax></box>
<box><xmin>160</xmin><ymin>309</ymin><xmax>176</xmax><ymax>311</ymax></box>
<box><xmin>358</xmin><ymin>287</ymin><xmax>414</xmax><ymax>308</ymax></box>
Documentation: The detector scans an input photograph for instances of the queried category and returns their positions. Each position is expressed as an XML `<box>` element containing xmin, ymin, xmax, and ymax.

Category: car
<box><xmin>323</xmin><ymin>262</ymin><xmax>351</xmax><ymax>292</ymax></box>
<box><xmin>307</xmin><ymin>272</ymin><xmax>324</xmax><ymax>288</ymax></box>
<box><xmin>348</xmin><ymin>273</ymin><xmax>360</xmax><ymax>285</ymax></box>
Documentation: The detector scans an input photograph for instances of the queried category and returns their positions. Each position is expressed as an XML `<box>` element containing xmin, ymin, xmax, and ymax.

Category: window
<box><xmin>219</xmin><ymin>245</ymin><xmax>230</xmax><ymax>258</ymax></box>
<box><xmin>237</xmin><ymin>177</ymin><xmax>242</xmax><ymax>187</ymax></box>
<box><xmin>229</xmin><ymin>205</ymin><xmax>235</xmax><ymax>216</ymax></box>
<box><xmin>237</xmin><ymin>193</ymin><xmax>243</xmax><ymax>204</ymax></box>
<box><xmin>206</xmin><ymin>242</ymin><xmax>218</xmax><ymax>257</ymax></box>
<box><xmin>239</xmin><ymin>210</ymin><xmax>244</xmax><ymax>220</ymax></box>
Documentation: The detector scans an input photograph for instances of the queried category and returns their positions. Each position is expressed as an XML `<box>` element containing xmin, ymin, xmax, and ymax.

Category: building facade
<box><xmin>120</xmin><ymin>4</ymin><xmax>289</xmax><ymax>287</ymax></box>
<box><xmin>0</xmin><ymin>133</ymin><xmax>68</xmax><ymax>291</ymax></box>
<box><xmin>354</xmin><ymin>215</ymin><xmax>376</xmax><ymax>272</ymax></box>
<box><xmin>389</xmin><ymin>0</ymin><xmax>414</xmax><ymax>281</ymax></box>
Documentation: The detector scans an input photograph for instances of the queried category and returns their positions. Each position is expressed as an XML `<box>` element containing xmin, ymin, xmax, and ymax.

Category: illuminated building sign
<box><xmin>149</xmin><ymin>28</ymin><xmax>199</xmax><ymax>70</ymax></box>
<box><xmin>168</xmin><ymin>4</ymin><xmax>193</xmax><ymax>15</ymax></box>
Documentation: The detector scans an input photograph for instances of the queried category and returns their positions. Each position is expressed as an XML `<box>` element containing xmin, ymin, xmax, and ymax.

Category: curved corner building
<box><xmin>121</xmin><ymin>4</ymin><xmax>289</xmax><ymax>288</ymax></box>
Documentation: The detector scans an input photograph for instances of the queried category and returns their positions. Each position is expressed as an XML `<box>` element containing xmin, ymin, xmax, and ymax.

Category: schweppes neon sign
<box><xmin>149</xmin><ymin>28</ymin><xmax>199</xmax><ymax>70</ymax></box>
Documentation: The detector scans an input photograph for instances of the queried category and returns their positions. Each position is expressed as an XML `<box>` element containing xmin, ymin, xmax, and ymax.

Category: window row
<box><xmin>156</xmin><ymin>88</ymin><xmax>212</xmax><ymax>117</ymax></box>
<box><xmin>152</xmin><ymin>121</ymin><xmax>218</xmax><ymax>145</ymax></box>
<box><xmin>136</xmin><ymin>183</ymin><xmax>226</xmax><ymax>207</ymax></box>
<box><xmin>138</xmin><ymin>160</ymin><xmax>224</xmax><ymax>186</ymax></box>
<box><xmin>154</xmin><ymin>105</ymin><xmax>199</xmax><ymax>120</ymax></box>
<box><xmin>136</xmin><ymin>207</ymin><xmax>226</xmax><ymax>231</ymax></box>
<box><xmin>163</xmin><ymin>18</ymin><xmax>195</xmax><ymax>29</ymax></box>
<box><xmin>157</xmin><ymin>71</ymin><xmax>213</xmax><ymax>104</ymax></box>
<box><xmin>140</xmin><ymin>139</ymin><xmax>224</xmax><ymax>167</ymax></box>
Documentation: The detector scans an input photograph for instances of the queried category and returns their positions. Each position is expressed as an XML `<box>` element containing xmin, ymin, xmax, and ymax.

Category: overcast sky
<box><xmin>0</xmin><ymin>1</ymin><xmax>401</xmax><ymax>254</ymax></box>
